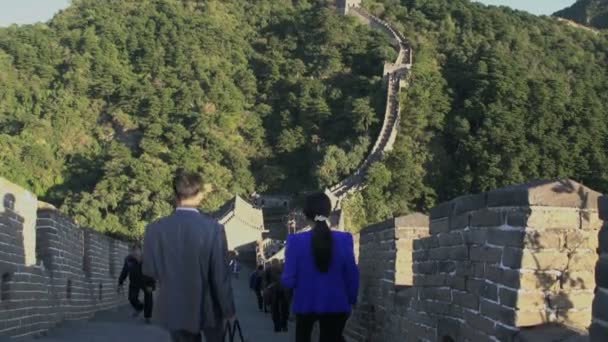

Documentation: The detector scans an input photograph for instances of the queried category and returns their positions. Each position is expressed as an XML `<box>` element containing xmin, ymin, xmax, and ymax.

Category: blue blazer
<box><xmin>281</xmin><ymin>230</ymin><xmax>359</xmax><ymax>314</ymax></box>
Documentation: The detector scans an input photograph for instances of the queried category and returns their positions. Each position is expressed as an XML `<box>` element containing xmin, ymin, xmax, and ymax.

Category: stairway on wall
<box><xmin>327</xmin><ymin>6</ymin><xmax>412</xmax><ymax>208</ymax></box>
<box><xmin>262</xmin><ymin>206</ymin><xmax>290</xmax><ymax>241</ymax></box>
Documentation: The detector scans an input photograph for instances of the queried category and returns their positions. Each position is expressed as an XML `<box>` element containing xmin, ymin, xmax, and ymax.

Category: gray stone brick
<box><xmin>502</xmin><ymin>247</ymin><xmax>523</xmax><ymax>269</ymax></box>
<box><xmin>462</xmin><ymin>309</ymin><xmax>495</xmax><ymax>335</ymax></box>
<box><xmin>415</xmin><ymin>262</ymin><xmax>437</xmax><ymax>275</ymax></box>
<box><xmin>452</xmin><ymin>290</ymin><xmax>479</xmax><ymax>310</ymax></box>
<box><xmin>453</xmin><ymin>194</ymin><xmax>487</xmax><ymax>215</ymax></box>
<box><xmin>599</xmin><ymin>228</ymin><xmax>608</xmax><ymax>254</ymax></box>
<box><xmin>438</xmin><ymin>232</ymin><xmax>464</xmax><ymax>247</ymax></box>
<box><xmin>470</xmin><ymin>245</ymin><xmax>502</xmax><ymax>264</ymax></box>
<box><xmin>430</xmin><ymin>218</ymin><xmax>449</xmax><ymax>235</ymax></box>
<box><xmin>420</xmin><ymin>288</ymin><xmax>451</xmax><ymax>302</ymax></box>
<box><xmin>471</xmin><ymin>209</ymin><xmax>506</xmax><ymax>228</ymax></box>
<box><xmin>461</xmin><ymin>326</ymin><xmax>495</xmax><ymax>342</ymax></box>
<box><xmin>466</xmin><ymin>278</ymin><xmax>484</xmax><ymax>296</ymax></box>
<box><xmin>480</xmin><ymin>299</ymin><xmax>515</xmax><ymax>325</ymax></box>
<box><xmin>486</xmin><ymin>266</ymin><xmax>520</xmax><ymax>288</ymax></box>
<box><xmin>594</xmin><ymin>256</ymin><xmax>608</xmax><ymax>288</ymax></box>
<box><xmin>598</xmin><ymin>195</ymin><xmax>608</xmax><ymax>221</ymax></box>
<box><xmin>592</xmin><ymin>289</ymin><xmax>608</xmax><ymax>322</ymax></box>
<box><xmin>438</xmin><ymin>261</ymin><xmax>456</xmax><ymax>273</ymax></box>
<box><xmin>590</xmin><ymin>321</ymin><xmax>608</xmax><ymax>342</ymax></box>
<box><xmin>480</xmin><ymin>282</ymin><xmax>498</xmax><ymax>301</ymax></box>
<box><xmin>463</xmin><ymin>229</ymin><xmax>487</xmax><ymax>245</ymax></box>
<box><xmin>430</xmin><ymin>201</ymin><xmax>452</xmax><ymax>219</ymax></box>
<box><xmin>487</xmin><ymin>229</ymin><xmax>525</xmax><ymax>247</ymax></box>
<box><xmin>494</xmin><ymin>323</ymin><xmax>519</xmax><ymax>342</ymax></box>
<box><xmin>450</xmin><ymin>213</ymin><xmax>470</xmax><ymax>231</ymax></box>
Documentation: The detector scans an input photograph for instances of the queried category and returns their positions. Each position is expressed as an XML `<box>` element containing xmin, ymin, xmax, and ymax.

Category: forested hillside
<box><xmin>1</xmin><ymin>0</ymin><xmax>607</xmax><ymax>235</ymax></box>
<box><xmin>0</xmin><ymin>0</ymin><xmax>392</xmax><ymax>236</ymax></box>
<box><xmin>555</xmin><ymin>0</ymin><xmax>608</xmax><ymax>29</ymax></box>
<box><xmin>343</xmin><ymin>0</ymin><xmax>608</xmax><ymax>231</ymax></box>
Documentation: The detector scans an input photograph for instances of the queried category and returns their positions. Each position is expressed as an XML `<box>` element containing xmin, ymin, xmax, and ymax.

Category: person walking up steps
<box><xmin>268</xmin><ymin>260</ymin><xmax>290</xmax><ymax>333</ymax></box>
<box><xmin>118</xmin><ymin>243</ymin><xmax>155</xmax><ymax>324</ymax></box>
<box><xmin>143</xmin><ymin>170</ymin><xmax>236</xmax><ymax>342</ymax></box>
<box><xmin>282</xmin><ymin>192</ymin><xmax>359</xmax><ymax>342</ymax></box>
<box><xmin>249</xmin><ymin>265</ymin><xmax>265</xmax><ymax>312</ymax></box>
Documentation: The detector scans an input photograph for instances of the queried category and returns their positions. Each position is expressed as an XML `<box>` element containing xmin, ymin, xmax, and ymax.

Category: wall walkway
<box><xmin>329</xmin><ymin>6</ymin><xmax>413</xmax><ymax>202</ymax></box>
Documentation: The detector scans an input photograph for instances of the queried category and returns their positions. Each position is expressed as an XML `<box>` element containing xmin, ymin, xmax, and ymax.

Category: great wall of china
<box><xmin>328</xmin><ymin>3</ymin><xmax>413</xmax><ymax>202</ymax></box>
<box><xmin>1</xmin><ymin>1</ymin><xmax>608</xmax><ymax>341</ymax></box>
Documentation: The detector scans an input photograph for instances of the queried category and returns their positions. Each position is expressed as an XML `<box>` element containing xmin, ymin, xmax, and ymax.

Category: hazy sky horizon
<box><xmin>0</xmin><ymin>0</ymin><xmax>578</xmax><ymax>27</ymax></box>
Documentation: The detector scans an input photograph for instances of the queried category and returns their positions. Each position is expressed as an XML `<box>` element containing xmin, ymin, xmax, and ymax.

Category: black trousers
<box><xmin>170</xmin><ymin>326</ymin><xmax>223</xmax><ymax>342</ymax></box>
<box><xmin>254</xmin><ymin>289</ymin><xmax>263</xmax><ymax>311</ymax></box>
<box><xmin>296</xmin><ymin>313</ymin><xmax>349</xmax><ymax>342</ymax></box>
<box><xmin>271</xmin><ymin>292</ymin><xmax>290</xmax><ymax>331</ymax></box>
<box><xmin>128</xmin><ymin>285</ymin><xmax>153</xmax><ymax>318</ymax></box>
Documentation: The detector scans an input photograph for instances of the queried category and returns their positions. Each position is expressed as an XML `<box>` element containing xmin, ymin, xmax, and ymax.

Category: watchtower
<box><xmin>337</xmin><ymin>0</ymin><xmax>361</xmax><ymax>15</ymax></box>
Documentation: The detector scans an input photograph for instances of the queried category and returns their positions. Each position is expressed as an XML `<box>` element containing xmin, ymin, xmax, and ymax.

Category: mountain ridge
<box><xmin>554</xmin><ymin>0</ymin><xmax>608</xmax><ymax>29</ymax></box>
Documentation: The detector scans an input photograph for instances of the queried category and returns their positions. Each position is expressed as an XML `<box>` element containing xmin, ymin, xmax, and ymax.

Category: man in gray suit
<box><xmin>143</xmin><ymin>171</ymin><xmax>236</xmax><ymax>342</ymax></box>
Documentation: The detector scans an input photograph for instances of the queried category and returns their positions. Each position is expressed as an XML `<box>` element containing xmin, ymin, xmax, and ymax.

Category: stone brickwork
<box><xmin>345</xmin><ymin>213</ymin><xmax>429</xmax><ymax>342</ymax></box>
<box><xmin>0</xmin><ymin>178</ymin><xmax>130</xmax><ymax>339</ymax></box>
<box><xmin>591</xmin><ymin>195</ymin><xmax>608</xmax><ymax>341</ymax></box>
<box><xmin>337</xmin><ymin>0</ymin><xmax>361</xmax><ymax>15</ymax></box>
<box><xmin>345</xmin><ymin>179</ymin><xmax>605</xmax><ymax>342</ymax></box>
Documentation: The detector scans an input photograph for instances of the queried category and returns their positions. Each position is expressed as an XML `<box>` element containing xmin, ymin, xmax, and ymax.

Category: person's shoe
<box><xmin>132</xmin><ymin>310</ymin><xmax>142</xmax><ymax>318</ymax></box>
<box><xmin>145</xmin><ymin>317</ymin><xmax>151</xmax><ymax>324</ymax></box>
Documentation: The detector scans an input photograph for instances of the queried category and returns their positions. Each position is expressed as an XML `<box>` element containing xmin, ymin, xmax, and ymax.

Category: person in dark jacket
<box><xmin>249</xmin><ymin>265</ymin><xmax>264</xmax><ymax>311</ymax></box>
<box><xmin>118</xmin><ymin>243</ymin><xmax>155</xmax><ymax>323</ymax></box>
<box><xmin>269</xmin><ymin>260</ymin><xmax>290</xmax><ymax>333</ymax></box>
<box><xmin>262</xmin><ymin>264</ymin><xmax>273</xmax><ymax>313</ymax></box>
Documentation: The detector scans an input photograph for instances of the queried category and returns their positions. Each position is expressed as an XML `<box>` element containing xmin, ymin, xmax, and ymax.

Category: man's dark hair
<box><xmin>130</xmin><ymin>242</ymin><xmax>141</xmax><ymax>250</ymax></box>
<box><xmin>173</xmin><ymin>170</ymin><xmax>203</xmax><ymax>200</ymax></box>
<box><xmin>257</xmin><ymin>265</ymin><xmax>264</xmax><ymax>271</ymax></box>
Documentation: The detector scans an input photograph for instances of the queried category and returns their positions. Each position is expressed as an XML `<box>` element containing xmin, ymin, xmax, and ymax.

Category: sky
<box><xmin>0</xmin><ymin>0</ymin><xmax>70</xmax><ymax>27</ymax></box>
<box><xmin>476</xmin><ymin>0</ymin><xmax>576</xmax><ymax>16</ymax></box>
<box><xmin>0</xmin><ymin>0</ymin><xmax>578</xmax><ymax>27</ymax></box>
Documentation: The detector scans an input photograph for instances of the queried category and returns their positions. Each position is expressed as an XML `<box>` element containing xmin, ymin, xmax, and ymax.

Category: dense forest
<box><xmin>555</xmin><ymin>0</ymin><xmax>608</xmax><ymax>29</ymax></box>
<box><xmin>342</xmin><ymin>0</ymin><xmax>608</xmax><ymax>231</ymax></box>
<box><xmin>1</xmin><ymin>0</ymin><xmax>607</xmax><ymax>235</ymax></box>
<box><xmin>0</xmin><ymin>0</ymin><xmax>393</xmax><ymax>236</ymax></box>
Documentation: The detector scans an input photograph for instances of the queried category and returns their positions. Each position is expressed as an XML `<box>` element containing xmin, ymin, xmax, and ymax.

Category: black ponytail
<box><xmin>303</xmin><ymin>192</ymin><xmax>333</xmax><ymax>273</ymax></box>
<box><xmin>312</xmin><ymin>220</ymin><xmax>333</xmax><ymax>273</ymax></box>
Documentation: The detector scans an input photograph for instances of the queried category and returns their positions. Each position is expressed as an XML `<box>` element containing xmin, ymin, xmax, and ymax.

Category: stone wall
<box><xmin>337</xmin><ymin>0</ymin><xmax>362</xmax><ymax>15</ymax></box>
<box><xmin>346</xmin><ymin>179</ymin><xmax>605</xmax><ymax>342</ymax></box>
<box><xmin>0</xmin><ymin>178</ymin><xmax>129</xmax><ymax>339</ymax></box>
<box><xmin>329</xmin><ymin>6</ymin><xmax>411</xmax><ymax>201</ymax></box>
<box><xmin>592</xmin><ymin>195</ymin><xmax>608</xmax><ymax>341</ymax></box>
<box><xmin>345</xmin><ymin>213</ymin><xmax>429</xmax><ymax>342</ymax></box>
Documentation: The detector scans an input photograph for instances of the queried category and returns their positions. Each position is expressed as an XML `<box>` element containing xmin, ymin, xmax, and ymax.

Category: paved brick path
<box><xmin>27</xmin><ymin>269</ymin><xmax>291</xmax><ymax>342</ymax></box>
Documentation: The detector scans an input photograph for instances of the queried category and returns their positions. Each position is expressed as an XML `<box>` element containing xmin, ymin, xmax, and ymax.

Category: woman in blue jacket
<box><xmin>281</xmin><ymin>192</ymin><xmax>359</xmax><ymax>342</ymax></box>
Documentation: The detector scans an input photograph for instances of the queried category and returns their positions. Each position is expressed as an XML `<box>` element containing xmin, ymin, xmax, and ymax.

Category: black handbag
<box><xmin>223</xmin><ymin>319</ymin><xmax>245</xmax><ymax>342</ymax></box>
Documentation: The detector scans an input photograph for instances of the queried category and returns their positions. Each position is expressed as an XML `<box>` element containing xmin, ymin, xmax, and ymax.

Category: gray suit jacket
<box><xmin>142</xmin><ymin>209</ymin><xmax>235</xmax><ymax>333</ymax></box>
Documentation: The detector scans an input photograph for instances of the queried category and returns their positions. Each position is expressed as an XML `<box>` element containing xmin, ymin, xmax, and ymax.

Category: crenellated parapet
<box><xmin>592</xmin><ymin>195</ymin><xmax>608</xmax><ymax>341</ymax></box>
<box><xmin>0</xmin><ymin>177</ymin><xmax>130</xmax><ymax>339</ymax></box>
<box><xmin>346</xmin><ymin>179</ymin><xmax>605</xmax><ymax>341</ymax></box>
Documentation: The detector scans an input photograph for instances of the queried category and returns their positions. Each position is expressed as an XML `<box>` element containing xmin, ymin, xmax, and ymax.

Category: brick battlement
<box><xmin>0</xmin><ymin>177</ymin><xmax>130</xmax><ymax>339</ymax></box>
<box><xmin>346</xmin><ymin>179</ymin><xmax>606</xmax><ymax>342</ymax></box>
